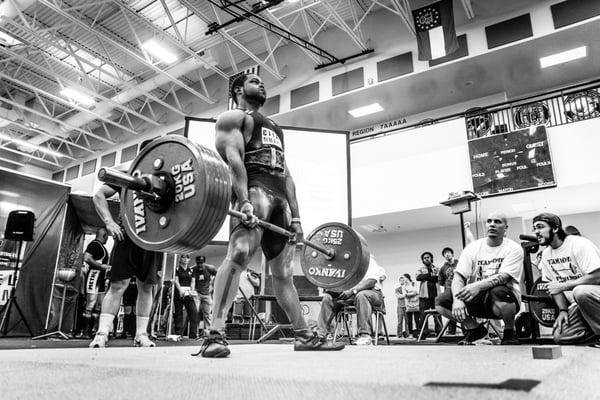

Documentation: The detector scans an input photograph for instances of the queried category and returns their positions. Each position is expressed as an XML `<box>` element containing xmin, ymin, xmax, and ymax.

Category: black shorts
<box><xmin>231</xmin><ymin>185</ymin><xmax>291</xmax><ymax>261</ymax></box>
<box><xmin>435</xmin><ymin>285</ymin><xmax>519</xmax><ymax>319</ymax></box>
<box><xmin>109</xmin><ymin>235</ymin><xmax>162</xmax><ymax>284</ymax></box>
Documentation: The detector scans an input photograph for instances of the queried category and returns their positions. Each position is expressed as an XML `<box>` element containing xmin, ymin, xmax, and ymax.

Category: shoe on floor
<box><xmin>89</xmin><ymin>333</ymin><xmax>108</xmax><ymax>348</ymax></box>
<box><xmin>458</xmin><ymin>324</ymin><xmax>488</xmax><ymax>345</ymax></box>
<box><xmin>192</xmin><ymin>330</ymin><xmax>230</xmax><ymax>358</ymax></box>
<box><xmin>294</xmin><ymin>334</ymin><xmax>345</xmax><ymax>351</ymax></box>
<box><xmin>355</xmin><ymin>335</ymin><xmax>372</xmax><ymax>346</ymax></box>
<box><xmin>133</xmin><ymin>334</ymin><xmax>156</xmax><ymax>347</ymax></box>
<box><xmin>500</xmin><ymin>329</ymin><xmax>520</xmax><ymax>345</ymax></box>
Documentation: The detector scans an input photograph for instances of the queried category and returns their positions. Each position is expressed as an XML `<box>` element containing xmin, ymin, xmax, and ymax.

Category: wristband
<box><xmin>291</xmin><ymin>217</ymin><xmax>301</xmax><ymax>224</ymax></box>
<box><xmin>559</xmin><ymin>308</ymin><xmax>568</xmax><ymax>313</ymax></box>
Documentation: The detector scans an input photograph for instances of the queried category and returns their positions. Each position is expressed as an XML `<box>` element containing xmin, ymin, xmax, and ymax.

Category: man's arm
<box><xmin>283</xmin><ymin>161</ymin><xmax>303</xmax><ymax>243</ymax></box>
<box><xmin>83</xmin><ymin>252</ymin><xmax>109</xmax><ymax>271</ymax></box>
<box><xmin>338</xmin><ymin>278</ymin><xmax>377</xmax><ymax>300</ymax></box>
<box><xmin>174</xmin><ymin>275</ymin><xmax>184</xmax><ymax>296</ymax></box>
<box><xmin>438</xmin><ymin>266</ymin><xmax>447</xmax><ymax>287</ymax></box>
<box><xmin>548</xmin><ymin>269</ymin><xmax>600</xmax><ymax>293</ymax></box>
<box><xmin>415</xmin><ymin>267</ymin><xmax>429</xmax><ymax>281</ymax></box>
<box><xmin>215</xmin><ymin>111</ymin><xmax>254</xmax><ymax>221</ymax></box>
<box><xmin>551</xmin><ymin>292</ymin><xmax>571</xmax><ymax>333</ymax></box>
<box><xmin>395</xmin><ymin>287</ymin><xmax>405</xmax><ymax>299</ymax></box>
<box><xmin>451</xmin><ymin>272</ymin><xmax>469</xmax><ymax>321</ymax></box>
<box><xmin>204</xmin><ymin>263</ymin><xmax>218</xmax><ymax>276</ymax></box>
<box><xmin>93</xmin><ymin>185</ymin><xmax>123</xmax><ymax>241</ymax></box>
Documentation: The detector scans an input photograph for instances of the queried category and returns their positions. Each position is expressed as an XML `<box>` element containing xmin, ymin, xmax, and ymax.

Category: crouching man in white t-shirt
<box><xmin>533</xmin><ymin>212</ymin><xmax>600</xmax><ymax>346</ymax></box>
<box><xmin>436</xmin><ymin>212</ymin><xmax>524</xmax><ymax>345</ymax></box>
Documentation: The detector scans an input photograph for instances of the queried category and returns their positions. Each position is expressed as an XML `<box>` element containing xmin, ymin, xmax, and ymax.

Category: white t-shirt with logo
<box><xmin>455</xmin><ymin>238</ymin><xmax>524</xmax><ymax>299</ymax></box>
<box><xmin>539</xmin><ymin>235</ymin><xmax>600</xmax><ymax>282</ymax></box>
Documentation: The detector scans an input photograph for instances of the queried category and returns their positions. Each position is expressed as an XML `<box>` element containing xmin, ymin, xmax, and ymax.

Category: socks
<box><xmin>136</xmin><ymin>316</ymin><xmax>149</xmax><ymax>337</ymax></box>
<box><xmin>97</xmin><ymin>313</ymin><xmax>115</xmax><ymax>335</ymax></box>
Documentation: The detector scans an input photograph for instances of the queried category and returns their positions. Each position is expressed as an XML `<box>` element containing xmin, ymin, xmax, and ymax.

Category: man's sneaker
<box><xmin>294</xmin><ymin>333</ymin><xmax>345</xmax><ymax>351</ymax></box>
<box><xmin>192</xmin><ymin>330</ymin><xmax>230</xmax><ymax>358</ymax></box>
<box><xmin>500</xmin><ymin>329</ymin><xmax>520</xmax><ymax>345</ymax></box>
<box><xmin>355</xmin><ymin>335</ymin><xmax>372</xmax><ymax>346</ymax></box>
<box><xmin>89</xmin><ymin>333</ymin><xmax>108</xmax><ymax>348</ymax></box>
<box><xmin>133</xmin><ymin>334</ymin><xmax>156</xmax><ymax>347</ymax></box>
<box><xmin>458</xmin><ymin>324</ymin><xmax>488</xmax><ymax>345</ymax></box>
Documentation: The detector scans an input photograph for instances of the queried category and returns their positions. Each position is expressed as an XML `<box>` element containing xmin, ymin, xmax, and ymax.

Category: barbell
<box><xmin>97</xmin><ymin>135</ymin><xmax>370</xmax><ymax>290</ymax></box>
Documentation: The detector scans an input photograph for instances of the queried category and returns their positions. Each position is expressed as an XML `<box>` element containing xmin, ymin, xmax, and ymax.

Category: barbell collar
<box><xmin>228</xmin><ymin>209</ymin><xmax>335</xmax><ymax>259</ymax></box>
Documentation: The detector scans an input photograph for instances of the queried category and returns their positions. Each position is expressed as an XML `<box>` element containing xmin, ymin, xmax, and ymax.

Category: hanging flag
<box><xmin>412</xmin><ymin>0</ymin><xmax>459</xmax><ymax>61</ymax></box>
<box><xmin>228</xmin><ymin>66</ymin><xmax>261</xmax><ymax>110</ymax></box>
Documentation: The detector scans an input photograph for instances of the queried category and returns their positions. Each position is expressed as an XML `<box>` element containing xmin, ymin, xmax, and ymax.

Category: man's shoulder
<box><xmin>502</xmin><ymin>238</ymin><xmax>522</xmax><ymax>253</ymax></box>
<box><xmin>216</xmin><ymin>109</ymin><xmax>249</xmax><ymax>129</ymax></box>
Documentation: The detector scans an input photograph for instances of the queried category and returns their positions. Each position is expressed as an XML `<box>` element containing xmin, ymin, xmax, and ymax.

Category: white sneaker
<box><xmin>134</xmin><ymin>334</ymin><xmax>156</xmax><ymax>347</ymax></box>
<box><xmin>89</xmin><ymin>333</ymin><xmax>108</xmax><ymax>348</ymax></box>
<box><xmin>355</xmin><ymin>335</ymin><xmax>372</xmax><ymax>346</ymax></box>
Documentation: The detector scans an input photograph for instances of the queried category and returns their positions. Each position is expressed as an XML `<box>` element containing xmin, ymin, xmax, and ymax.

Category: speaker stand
<box><xmin>32</xmin><ymin>280</ymin><xmax>71</xmax><ymax>340</ymax></box>
<box><xmin>0</xmin><ymin>240</ymin><xmax>33</xmax><ymax>337</ymax></box>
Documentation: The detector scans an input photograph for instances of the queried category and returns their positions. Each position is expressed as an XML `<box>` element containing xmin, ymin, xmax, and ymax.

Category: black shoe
<box><xmin>402</xmin><ymin>332</ymin><xmax>408</xmax><ymax>338</ymax></box>
<box><xmin>192</xmin><ymin>330</ymin><xmax>230</xmax><ymax>358</ymax></box>
<box><xmin>294</xmin><ymin>333</ymin><xmax>345</xmax><ymax>351</ymax></box>
<box><xmin>458</xmin><ymin>324</ymin><xmax>487</xmax><ymax>345</ymax></box>
<box><xmin>500</xmin><ymin>329</ymin><xmax>520</xmax><ymax>345</ymax></box>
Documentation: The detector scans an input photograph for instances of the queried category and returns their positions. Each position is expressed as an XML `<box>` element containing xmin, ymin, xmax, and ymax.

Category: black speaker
<box><xmin>4</xmin><ymin>210</ymin><xmax>35</xmax><ymax>241</ymax></box>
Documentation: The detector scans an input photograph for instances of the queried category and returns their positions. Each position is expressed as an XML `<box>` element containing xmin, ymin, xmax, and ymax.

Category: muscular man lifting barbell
<box><xmin>196</xmin><ymin>73</ymin><xmax>345</xmax><ymax>357</ymax></box>
<box><xmin>97</xmin><ymin>78</ymin><xmax>371</xmax><ymax>354</ymax></box>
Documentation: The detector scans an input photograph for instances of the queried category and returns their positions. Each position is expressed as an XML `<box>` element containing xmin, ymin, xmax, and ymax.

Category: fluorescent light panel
<box><xmin>142</xmin><ymin>40</ymin><xmax>178</xmax><ymax>64</ymax></box>
<box><xmin>0</xmin><ymin>132</ymin><xmax>65</xmax><ymax>158</ymax></box>
<box><xmin>0</xmin><ymin>30</ymin><xmax>22</xmax><ymax>46</ymax></box>
<box><xmin>348</xmin><ymin>103</ymin><xmax>384</xmax><ymax>118</ymax></box>
<box><xmin>61</xmin><ymin>87</ymin><xmax>95</xmax><ymax>106</ymax></box>
<box><xmin>540</xmin><ymin>46</ymin><xmax>587</xmax><ymax>68</ymax></box>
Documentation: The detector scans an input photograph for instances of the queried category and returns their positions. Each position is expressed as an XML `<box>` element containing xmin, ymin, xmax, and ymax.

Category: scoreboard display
<box><xmin>468</xmin><ymin>125</ymin><xmax>556</xmax><ymax>197</ymax></box>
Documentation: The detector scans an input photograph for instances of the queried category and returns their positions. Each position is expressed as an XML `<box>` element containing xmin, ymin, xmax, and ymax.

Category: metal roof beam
<box><xmin>37</xmin><ymin>0</ymin><xmax>215</xmax><ymax>104</ymax></box>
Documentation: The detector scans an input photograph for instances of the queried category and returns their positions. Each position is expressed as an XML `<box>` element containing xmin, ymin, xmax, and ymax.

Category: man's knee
<box><xmin>109</xmin><ymin>279</ymin><xmax>129</xmax><ymax>294</ymax></box>
<box><xmin>321</xmin><ymin>293</ymin><xmax>334</xmax><ymax>307</ymax></box>
<box><xmin>355</xmin><ymin>292</ymin><xmax>372</xmax><ymax>308</ymax></box>
<box><xmin>137</xmin><ymin>281</ymin><xmax>154</xmax><ymax>294</ymax></box>
<box><xmin>228</xmin><ymin>241</ymin><xmax>253</xmax><ymax>266</ymax></box>
<box><xmin>573</xmin><ymin>285</ymin><xmax>594</xmax><ymax>304</ymax></box>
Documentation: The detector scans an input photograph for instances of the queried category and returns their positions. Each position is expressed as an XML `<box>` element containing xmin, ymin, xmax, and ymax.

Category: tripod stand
<box><xmin>32</xmin><ymin>268</ymin><xmax>76</xmax><ymax>340</ymax></box>
<box><xmin>0</xmin><ymin>240</ymin><xmax>33</xmax><ymax>337</ymax></box>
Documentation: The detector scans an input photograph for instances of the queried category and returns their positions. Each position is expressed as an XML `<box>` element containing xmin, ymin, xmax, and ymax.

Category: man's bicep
<box><xmin>95</xmin><ymin>184</ymin><xmax>117</xmax><ymax>200</ymax></box>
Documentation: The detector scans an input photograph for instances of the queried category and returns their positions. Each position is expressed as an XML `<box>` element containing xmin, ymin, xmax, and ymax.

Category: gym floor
<box><xmin>1</xmin><ymin>338</ymin><xmax>598</xmax><ymax>399</ymax></box>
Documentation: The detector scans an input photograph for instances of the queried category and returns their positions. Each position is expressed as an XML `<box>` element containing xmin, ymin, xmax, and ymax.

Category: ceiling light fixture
<box><xmin>142</xmin><ymin>39</ymin><xmax>178</xmax><ymax>64</ymax></box>
<box><xmin>348</xmin><ymin>103</ymin><xmax>384</xmax><ymax>118</ymax></box>
<box><xmin>60</xmin><ymin>87</ymin><xmax>96</xmax><ymax>107</ymax></box>
<box><xmin>0</xmin><ymin>30</ymin><xmax>22</xmax><ymax>46</ymax></box>
<box><xmin>0</xmin><ymin>132</ymin><xmax>65</xmax><ymax>158</ymax></box>
<box><xmin>540</xmin><ymin>46</ymin><xmax>587</xmax><ymax>68</ymax></box>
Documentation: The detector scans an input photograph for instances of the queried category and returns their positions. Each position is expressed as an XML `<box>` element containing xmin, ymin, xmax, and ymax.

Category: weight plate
<box><xmin>121</xmin><ymin>135</ymin><xmax>231</xmax><ymax>253</ymax></box>
<box><xmin>300</xmin><ymin>222</ymin><xmax>370</xmax><ymax>290</ymax></box>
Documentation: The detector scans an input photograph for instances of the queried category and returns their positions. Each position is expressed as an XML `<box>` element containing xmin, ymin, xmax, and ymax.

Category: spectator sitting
<box><xmin>316</xmin><ymin>255</ymin><xmax>386</xmax><ymax>345</ymax></box>
<box><xmin>435</xmin><ymin>211</ymin><xmax>524</xmax><ymax>345</ymax></box>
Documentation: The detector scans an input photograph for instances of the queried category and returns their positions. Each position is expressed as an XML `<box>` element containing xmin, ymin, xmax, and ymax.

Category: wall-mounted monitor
<box><xmin>469</xmin><ymin>125</ymin><xmax>556</xmax><ymax>197</ymax></box>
